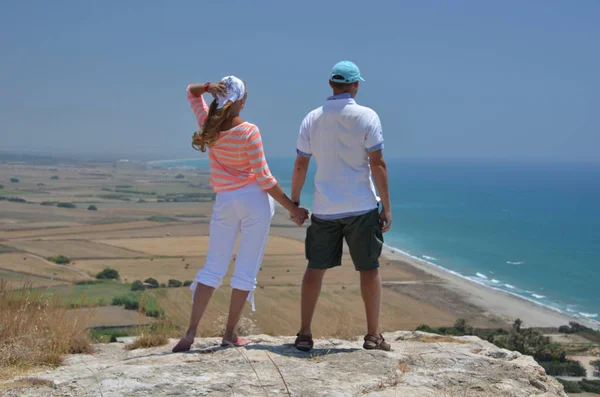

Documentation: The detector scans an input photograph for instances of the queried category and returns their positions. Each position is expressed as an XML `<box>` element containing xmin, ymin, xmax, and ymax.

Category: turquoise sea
<box><xmin>151</xmin><ymin>157</ymin><xmax>600</xmax><ymax>325</ymax></box>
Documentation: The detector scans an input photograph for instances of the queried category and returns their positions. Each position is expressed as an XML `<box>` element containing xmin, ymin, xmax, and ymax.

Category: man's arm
<box><xmin>291</xmin><ymin>155</ymin><xmax>310</xmax><ymax>204</ymax></box>
<box><xmin>293</xmin><ymin>115</ymin><xmax>312</xmax><ymax>205</ymax></box>
<box><xmin>369</xmin><ymin>150</ymin><xmax>392</xmax><ymax>232</ymax></box>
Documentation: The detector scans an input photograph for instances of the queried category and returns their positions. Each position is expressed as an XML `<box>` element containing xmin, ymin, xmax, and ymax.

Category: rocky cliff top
<box><xmin>3</xmin><ymin>331</ymin><xmax>566</xmax><ymax>397</ymax></box>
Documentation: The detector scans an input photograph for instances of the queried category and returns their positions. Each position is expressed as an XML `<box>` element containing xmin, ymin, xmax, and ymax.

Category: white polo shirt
<box><xmin>297</xmin><ymin>93</ymin><xmax>384</xmax><ymax>219</ymax></box>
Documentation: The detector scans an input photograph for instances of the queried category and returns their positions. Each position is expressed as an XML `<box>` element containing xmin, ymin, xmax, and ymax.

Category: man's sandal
<box><xmin>363</xmin><ymin>334</ymin><xmax>391</xmax><ymax>351</ymax></box>
<box><xmin>294</xmin><ymin>333</ymin><xmax>314</xmax><ymax>352</ymax></box>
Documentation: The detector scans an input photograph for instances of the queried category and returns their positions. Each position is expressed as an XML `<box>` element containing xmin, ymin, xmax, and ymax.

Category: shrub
<box><xmin>183</xmin><ymin>280</ymin><xmax>193</xmax><ymax>287</ymax></box>
<box><xmin>131</xmin><ymin>280</ymin><xmax>146</xmax><ymax>291</ymax></box>
<box><xmin>174</xmin><ymin>174</ymin><xmax>185</xmax><ymax>179</ymax></box>
<box><xmin>160</xmin><ymin>283</ymin><xmax>166</xmax><ymax>288</ymax></box>
<box><xmin>6</xmin><ymin>197</ymin><xmax>26</xmax><ymax>203</ymax></box>
<box><xmin>96</xmin><ymin>268</ymin><xmax>120</xmax><ymax>280</ymax></box>
<box><xmin>87</xmin><ymin>205</ymin><xmax>98</xmax><ymax>211</ymax></box>
<box><xmin>57</xmin><ymin>202</ymin><xmax>77</xmax><ymax>209</ymax></box>
<box><xmin>558</xmin><ymin>325</ymin><xmax>572</xmax><ymax>334</ymax></box>
<box><xmin>167</xmin><ymin>279</ymin><xmax>182</xmax><ymax>288</ymax></box>
<box><xmin>557</xmin><ymin>379</ymin><xmax>582</xmax><ymax>393</ymax></box>
<box><xmin>0</xmin><ymin>184</ymin><xmax>3</xmax><ymax>189</ymax></box>
<box><xmin>591</xmin><ymin>359</ymin><xmax>600</xmax><ymax>369</ymax></box>
<box><xmin>416</xmin><ymin>324</ymin><xmax>439</xmax><ymax>334</ymax></box>
<box><xmin>41</xmin><ymin>201</ymin><xmax>57</xmax><ymax>206</ymax></box>
<box><xmin>116</xmin><ymin>185</ymin><xmax>132</xmax><ymax>189</ymax></box>
<box><xmin>50</xmin><ymin>176</ymin><xmax>59</xmax><ymax>180</ymax></box>
<box><xmin>10</xmin><ymin>178</ymin><xmax>19</xmax><ymax>183</ymax></box>
<box><xmin>75</xmin><ymin>280</ymin><xmax>99</xmax><ymax>285</ymax></box>
<box><xmin>540</xmin><ymin>359</ymin><xmax>586</xmax><ymax>376</ymax></box>
<box><xmin>90</xmin><ymin>328</ymin><xmax>130</xmax><ymax>343</ymax></box>
<box><xmin>111</xmin><ymin>292</ymin><xmax>163</xmax><ymax>318</ymax></box>
<box><xmin>111</xmin><ymin>294</ymin><xmax>139</xmax><ymax>310</ymax></box>
<box><xmin>144</xmin><ymin>278</ymin><xmax>159</xmax><ymax>288</ymax></box>
<box><xmin>48</xmin><ymin>255</ymin><xmax>70</xmax><ymax>265</ymax></box>
<box><xmin>580</xmin><ymin>379</ymin><xmax>600</xmax><ymax>394</ymax></box>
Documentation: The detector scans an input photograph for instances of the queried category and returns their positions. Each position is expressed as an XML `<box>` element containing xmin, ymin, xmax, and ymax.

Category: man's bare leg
<box><xmin>360</xmin><ymin>268</ymin><xmax>381</xmax><ymax>336</ymax></box>
<box><xmin>299</xmin><ymin>268</ymin><xmax>327</xmax><ymax>336</ymax></box>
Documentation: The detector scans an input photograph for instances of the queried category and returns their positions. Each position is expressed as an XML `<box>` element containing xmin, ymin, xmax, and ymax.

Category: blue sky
<box><xmin>1</xmin><ymin>0</ymin><xmax>598</xmax><ymax>162</ymax></box>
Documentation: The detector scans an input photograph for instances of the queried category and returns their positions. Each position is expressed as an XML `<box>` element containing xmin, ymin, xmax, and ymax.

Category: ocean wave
<box><xmin>532</xmin><ymin>294</ymin><xmax>546</xmax><ymax>299</ymax></box>
<box><xmin>382</xmin><ymin>243</ymin><xmax>599</xmax><ymax>327</ymax></box>
<box><xmin>476</xmin><ymin>272</ymin><xmax>488</xmax><ymax>280</ymax></box>
<box><xmin>506</xmin><ymin>261</ymin><xmax>525</xmax><ymax>265</ymax></box>
<box><xmin>422</xmin><ymin>255</ymin><xmax>437</xmax><ymax>261</ymax></box>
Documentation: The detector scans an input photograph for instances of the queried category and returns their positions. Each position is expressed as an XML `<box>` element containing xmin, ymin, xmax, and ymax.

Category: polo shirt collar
<box><xmin>327</xmin><ymin>92</ymin><xmax>353</xmax><ymax>101</ymax></box>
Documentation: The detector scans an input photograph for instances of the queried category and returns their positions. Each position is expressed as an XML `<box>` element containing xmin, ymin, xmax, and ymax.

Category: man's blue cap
<box><xmin>330</xmin><ymin>61</ymin><xmax>365</xmax><ymax>84</ymax></box>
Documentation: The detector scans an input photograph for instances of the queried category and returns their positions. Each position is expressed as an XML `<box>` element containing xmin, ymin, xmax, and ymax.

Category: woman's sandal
<box><xmin>172</xmin><ymin>336</ymin><xmax>194</xmax><ymax>353</ymax></box>
<box><xmin>221</xmin><ymin>337</ymin><xmax>252</xmax><ymax>348</ymax></box>
<box><xmin>363</xmin><ymin>334</ymin><xmax>391</xmax><ymax>351</ymax></box>
<box><xmin>294</xmin><ymin>333</ymin><xmax>314</xmax><ymax>352</ymax></box>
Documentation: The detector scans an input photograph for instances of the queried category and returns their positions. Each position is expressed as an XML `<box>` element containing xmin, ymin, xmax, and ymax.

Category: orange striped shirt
<box><xmin>187</xmin><ymin>87</ymin><xmax>277</xmax><ymax>193</ymax></box>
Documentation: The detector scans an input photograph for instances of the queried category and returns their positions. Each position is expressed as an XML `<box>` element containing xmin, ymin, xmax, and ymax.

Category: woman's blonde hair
<box><xmin>192</xmin><ymin>100</ymin><xmax>234</xmax><ymax>152</ymax></box>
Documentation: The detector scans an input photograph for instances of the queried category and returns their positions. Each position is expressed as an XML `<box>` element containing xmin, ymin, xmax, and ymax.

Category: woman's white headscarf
<box><xmin>216</xmin><ymin>76</ymin><xmax>245</xmax><ymax>109</ymax></box>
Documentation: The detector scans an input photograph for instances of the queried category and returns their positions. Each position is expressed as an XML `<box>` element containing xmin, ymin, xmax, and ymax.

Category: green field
<box><xmin>0</xmin><ymin>190</ymin><xmax>42</xmax><ymax>196</ymax></box>
<box><xmin>0</xmin><ymin>245</ymin><xmax>19</xmax><ymax>254</ymax></box>
<box><xmin>24</xmin><ymin>281</ymin><xmax>132</xmax><ymax>307</ymax></box>
<box><xmin>0</xmin><ymin>270</ymin><xmax>59</xmax><ymax>287</ymax></box>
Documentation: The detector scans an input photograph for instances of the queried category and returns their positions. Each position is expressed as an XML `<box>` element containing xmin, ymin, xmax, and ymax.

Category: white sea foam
<box><xmin>476</xmin><ymin>273</ymin><xmax>488</xmax><ymax>279</ymax></box>
<box><xmin>422</xmin><ymin>255</ymin><xmax>437</xmax><ymax>261</ymax></box>
<box><xmin>579</xmin><ymin>312</ymin><xmax>598</xmax><ymax>319</ymax></box>
<box><xmin>506</xmin><ymin>261</ymin><xmax>525</xmax><ymax>265</ymax></box>
<box><xmin>382</xmin><ymin>243</ymin><xmax>600</xmax><ymax>327</ymax></box>
<box><xmin>532</xmin><ymin>294</ymin><xmax>546</xmax><ymax>299</ymax></box>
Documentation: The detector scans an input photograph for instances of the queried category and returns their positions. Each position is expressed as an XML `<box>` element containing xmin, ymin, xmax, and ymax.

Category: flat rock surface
<box><xmin>2</xmin><ymin>331</ymin><xmax>567</xmax><ymax>397</ymax></box>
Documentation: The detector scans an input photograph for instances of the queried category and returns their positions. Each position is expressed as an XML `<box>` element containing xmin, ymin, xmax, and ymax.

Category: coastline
<box><xmin>379</xmin><ymin>244</ymin><xmax>595</xmax><ymax>329</ymax></box>
<box><xmin>146</xmin><ymin>158</ymin><xmax>598</xmax><ymax>330</ymax></box>
<box><xmin>271</xmin><ymin>206</ymin><xmax>595</xmax><ymax>329</ymax></box>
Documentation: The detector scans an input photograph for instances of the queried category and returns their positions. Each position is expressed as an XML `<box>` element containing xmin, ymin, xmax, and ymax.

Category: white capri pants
<box><xmin>191</xmin><ymin>183</ymin><xmax>275</xmax><ymax>311</ymax></box>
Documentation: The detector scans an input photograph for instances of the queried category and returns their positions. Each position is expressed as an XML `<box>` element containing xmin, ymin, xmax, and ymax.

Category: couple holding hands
<box><xmin>173</xmin><ymin>61</ymin><xmax>392</xmax><ymax>353</ymax></box>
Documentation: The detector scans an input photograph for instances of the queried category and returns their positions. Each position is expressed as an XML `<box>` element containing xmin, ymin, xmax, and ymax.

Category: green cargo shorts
<box><xmin>305</xmin><ymin>208</ymin><xmax>384</xmax><ymax>271</ymax></box>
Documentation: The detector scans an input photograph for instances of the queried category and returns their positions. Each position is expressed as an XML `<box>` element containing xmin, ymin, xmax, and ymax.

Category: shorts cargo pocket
<box><xmin>305</xmin><ymin>225</ymin><xmax>312</xmax><ymax>261</ymax></box>
<box><xmin>369</xmin><ymin>227</ymin><xmax>384</xmax><ymax>260</ymax></box>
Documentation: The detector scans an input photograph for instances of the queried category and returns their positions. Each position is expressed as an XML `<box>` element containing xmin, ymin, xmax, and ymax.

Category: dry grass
<box><xmin>329</xmin><ymin>309</ymin><xmax>359</xmax><ymax>341</ymax></box>
<box><xmin>73</xmin><ymin>257</ymin><xmax>204</xmax><ymax>284</ymax></box>
<box><xmin>0</xmin><ymin>221</ymin><xmax>158</xmax><ymax>240</ymax></box>
<box><xmin>125</xmin><ymin>333</ymin><xmax>168</xmax><ymax>350</ymax></box>
<box><xmin>124</xmin><ymin>294</ymin><xmax>171</xmax><ymax>350</ymax></box>
<box><xmin>0</xmin><ymin>280</ymin><xmax>93</xmax><ymax>376</ymax></box>
<box><xmin>0</xmin><ymin>253</ymin><xmax>89</xmax><ymax>282</ymax></box>
<box><xmin>8</xmin><ymin>240</ymin><xmax>143</xmax><ymax>259</ymax></box>
<box><xmin>96</xmin><ymin>235</ymin><xmax>303</xmax><ymax>258</ymax></box>
<box><xmin>411</xmin><ymin>335</ymin><xmax>468</xmax><ymax>344</ymax></box>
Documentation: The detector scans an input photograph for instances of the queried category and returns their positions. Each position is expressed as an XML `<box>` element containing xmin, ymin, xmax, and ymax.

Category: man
<box><xmin>291</xmin><ymin>60</ymin><xmax>392</xmax><ymax>352</ymax></box>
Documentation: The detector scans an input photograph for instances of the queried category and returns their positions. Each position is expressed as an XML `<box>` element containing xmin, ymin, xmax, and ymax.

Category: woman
<box><xmin>173</xmin><ymin>76</ymin><xmax>308</xmax><ymax>352</ymax></box>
